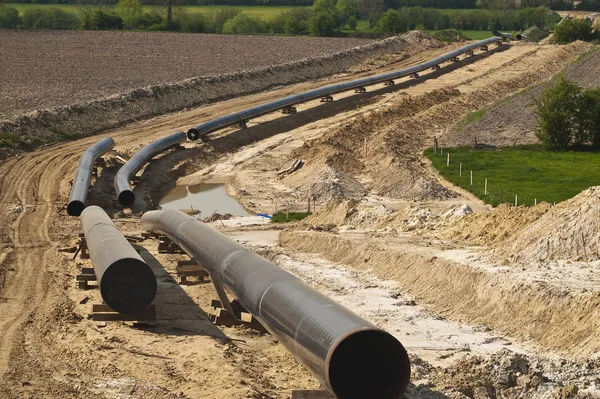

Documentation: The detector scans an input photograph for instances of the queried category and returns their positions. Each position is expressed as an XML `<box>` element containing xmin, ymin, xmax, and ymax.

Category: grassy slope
<box><xmin>425</xmin><ymin>145</ymin><xmax>600</xmax><ymax>206</ymax></box>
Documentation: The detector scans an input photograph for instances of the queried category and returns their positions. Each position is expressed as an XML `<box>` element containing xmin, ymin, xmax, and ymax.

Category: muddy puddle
<box><xmin>159</xmin><ymin>183</ymin><xmax>249</xmax><ymax>217</ymax></box>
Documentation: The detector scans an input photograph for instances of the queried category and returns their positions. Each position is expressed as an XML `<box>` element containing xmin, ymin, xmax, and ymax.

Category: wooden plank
<box><xmin>177</xmin><ymin>260</ymin><xmax>198</xmax><ymax>267</ymax></box>
<box><xmin>76</xmin><ymin>274</ymin><xmax>97</xmax><ymax>282</ymax></box>
<box><xmin>81</xmin><ymin>267</ymin><xmax>95</xmax><ymax>274</ymax></box>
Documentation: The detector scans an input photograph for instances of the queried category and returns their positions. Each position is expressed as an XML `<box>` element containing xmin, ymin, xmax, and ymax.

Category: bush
<box><xmin>0</xmin><ymin>5</ymin><xmax>20</xmax><ymax>29</ymax></box>
<box><xmin>535</xmin><ymin>76</ymin><xmax>582</xmax><ymax>150</ymax></box>
<box><xmin>22</xmin><ymin>8</ymin><xmax>79</xmax><ymax>30</ymax></box>
<box><xmin>80</xmin><ymin>9</ymin><xmax>123</xmax><ymax>30</ymax></box>
<box><xmin>271</xmin><ymin>8</ymin><xmax>311</xmax><ymax>34</ymax></box>
<box><xmin>222</xmin><ymin>12</ymin><xmax>267</xmax><ymax>34</ymax></box>
<box><xmin>212</xmin><ymin>7</ymin><xmax>240</xmax><ymax>32</ymax></box>
<box><xmin>553</xmin><ymin>18</ymin><xmax>598</xmax><ymax>43</ymax></box>
<box><xmin>115</xmin><ymin>0</ymin><xmax>142</xmax><ymax>28</ymax></box>
<box><xmin>176</xmin><ymin>12</ymin><xmax>209</xmax><ymax>33</ymax></box>
<box><xmin>578</xmin><ymin>89</ymin><xmax>600</xmax><ymax>148</ymax></box>
<box><xmin>308</xmin><ymin>11</ymin><xmax>337</xmax><ymax>36</ymax></box>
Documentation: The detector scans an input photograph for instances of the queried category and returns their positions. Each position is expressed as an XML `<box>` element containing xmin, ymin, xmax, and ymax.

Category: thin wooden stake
<box><xmin>484</xmin><ymin>178</ymin><xmax>487</xmax><ymax>195</ymax></box>
<box><xmin>470</xmin><ymin>171</ymin><xmax>473</xmax><ymax>186</ymax></box>
<box><xmin>459</xmin><ymin>163</ymin><xmax>462</xmax><ymax>178</ymax></box>
<box><xmin>515</xmin><ymin>195</ymin><xmax>518</xmax><ymax>206</ymax></box>
<box><xmin>446</xmin><ymin>153</ymin><xmax>450</xmax><ymax>167</ymax></box>
<box><xmin>534</xmin><ymin>198</ymin><xmax>537</xmax><ymax>206</ymax></box>
<box><xmin>582</xmin><ymin>232</ymin><xmax>587</xmax><ymax>261</ymax></box>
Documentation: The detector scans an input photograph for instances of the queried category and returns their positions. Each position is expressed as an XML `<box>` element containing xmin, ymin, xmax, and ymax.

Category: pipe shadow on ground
<box><xmin>204</xmin><ymin>45</ymin><xmax>509</xmax><ymax>153</ymax></box>
<box><xmin>136</xmin><ymin>245</ymin><xmax>229</xmax><ymax>340</ymax></box>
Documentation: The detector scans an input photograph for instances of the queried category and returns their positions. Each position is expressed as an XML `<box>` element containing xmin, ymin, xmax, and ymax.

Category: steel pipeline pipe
<box><xmin>114</xmin><ymin>131</ymin><xmax>187</xmax><ymax>206</ymax></box>
<box><xmin>67</xmin><ymin>137</ymin><xmax>115</xmax><ymax>216</ymax></box>
<box><xmin>81</xmin><ymin>206</ymin><xmax>157</xmax><ymax>313</ymax></box>
<box><xmin>187</xmin><ymin>34</ymin><xmax>512</xmax><ymax>141</ymax></box>
<box><xmin>141</xmin><ymin>209</ymin><xmax>411</xmax><ymax>398</ymax></box>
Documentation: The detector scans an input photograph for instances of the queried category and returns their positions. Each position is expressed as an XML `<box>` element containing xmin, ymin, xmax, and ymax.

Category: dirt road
<box><xmin>0</xmin><ymin>38</ymin><xmax>596</xmax><ymax>398</ymax></box>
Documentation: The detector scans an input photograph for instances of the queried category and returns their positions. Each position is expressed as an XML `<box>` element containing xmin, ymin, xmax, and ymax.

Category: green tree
<box><xmin>222</xmin><ymin>12</ymin><xmax>266</xmax><ymax>34</ymax></box>
<box><xmin>554</xmin><ymin>18</ymin><xmax>597</xmax><ymax>43</ymax></box>
<box><xmin>535</xmin><ymin>76</ymin><xmax>582</xmax><ymax>150</ymax></box>
<box><xmin>80</xmin><ymin>9</ymin><xmax>123</xmax><ymax>30</ymax></box>
<box><xmin>308</xmin><ymin>11</ymin><xmax>336</xmax><ymax>36</ymax></box>
<box><xmin>347</xmin><ymin>15</ymin><xmax>357</xmax><ymax>29</ymax></box>
<box><xmin>358</xmin><ymin>0</ymin><xmax>384</xmax><ymax>25</ymax></box>
<box><xmin>578</xmin><ymin>89</ymin><xmax>600</xmax><ymax>148</ymax></box>
<box><xmin>115</xmin><ymin>0</ymin><xmax>143</xmax><ymax>28</ymax></box>
<box><xmin>336</xmin><ymin>0</ymin><xmax>359</xmax><ymax>20</ymax></box>
<box><xmin>0</xmin><ymin>5</ymin><xmax>19</xmax><ymax>28</ymax></box>
<box><xmin>372</xmin><ymin>9</ymin><xmax>406</xmax><ymax>33</ymax></box>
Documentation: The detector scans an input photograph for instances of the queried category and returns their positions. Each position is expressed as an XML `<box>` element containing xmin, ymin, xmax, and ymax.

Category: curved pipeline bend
<box><xmin>81</xmin><ymin>206</ymin><xmax>157</xmax><ymax>314</ymax></box>
<box><xmin>67</xmin><ymin>137</ymin><xmax>115</xmax><ymax>216</ymax></box>
<box><xmin>141</xmin><ymin>209</ymin><xmax>411</xmax><ymax>399</ymax></box>
<box><xmin>187</xmin><ymin>34</ymin><xmax>513</xmax><ymax>141</ymax></box>
<box><xmin>114</xmin><ymin>131</ymin><xmax>187</xmax><ymax>206</ymax></box>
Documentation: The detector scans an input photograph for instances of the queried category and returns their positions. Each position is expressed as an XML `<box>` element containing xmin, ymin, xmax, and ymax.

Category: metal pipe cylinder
<box><xmin>67</xmin><ymin>137</ymin><xmax>115</xmax><ymax>216</ymax></box>
<box><xmin>114</xmin><ymin>131</ymin><xmax>187</xmax><ymax>207</ymax></box>
<box><xmin>141</xmin><ymin>209</ymin><xmax>410</xmax><ymax>398</ymax></box>
<box><xmin>187</xmin><ymin>35</ymin><xmax>512</xmax><ymax>141</ymax></box>
<box><xmin>81</xmin><ymin>206</ymin><xmax>157</xmax><ymax>314</ymax></box>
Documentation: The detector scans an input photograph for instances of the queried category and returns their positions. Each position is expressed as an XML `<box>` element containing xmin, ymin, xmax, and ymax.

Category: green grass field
<box><xmin>7</xmin><ymin>3</ymin><xmax>304</xmax><ymax>21</ymax></box>
<box><xmin>425</xmin><ymin>145</ymin><xmax>600</xmax><ymax>206</ymax></box>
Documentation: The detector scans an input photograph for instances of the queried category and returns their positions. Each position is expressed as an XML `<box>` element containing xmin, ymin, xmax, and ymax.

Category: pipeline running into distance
<box><xmin>114</xmin><ymin>131</ymin><xmax>187</xmax><ymax>207</ymax></box>
<box><xmin>81</xmin><ymin>206</ymin><xmax>157</xmax><ymax>313</ymax></box>
<box><xmin>187</xmin><ymin>32</ymin><xmax>513</xmax><ymax>141</ymax></box>
<box><xmin>67</xmin><ymin>137</ymin><xmax>115</xmax><ymax>216</ymax></box>
<box><xmin>141</xmin><ymin>209</ymin><xmax>411</xmax><ymax>399</ymax></box>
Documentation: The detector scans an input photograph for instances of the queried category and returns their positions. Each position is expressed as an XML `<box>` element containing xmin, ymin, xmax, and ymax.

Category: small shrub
<box><xmin>0</xmin><ymin>132</ymin><xmax>25</xmax><ymax>148</ymax></box>
<box><xmin>271</xmin><ymin>212</ymin><xmax>312</xmax><ymax>223</ymax></box>
<box><xmin>554</xmin><ymin>18</ymin><xmax>598</xmax><ymax>43</ymax></box>
<box><xmin>212</xmin><ymin>7</ymin><xmax>240</xmax><ymax>33</ymax></box>
<box><xmin>177</xmin><ymin>12</ymin><xmax>208</xmax><ymax>33</ymax></box>
<box><xmin>22</xmin><ymin>8</ymin><xmax>79</xmax><ymax>30</ymax></box>
<box><xmin>222</xmin><ymin>13</ymin><xmax>267</xmax><ymax>34</ymax></box>
<box><xmin>0</xmin><ymin>5</ymin><xmax>20</xmax><ymax>29</ymax></box>
<box><xmin>308</xmin><ymin>11</ymin><xmax>337</xmax><ymax>36</ymax></box>
<box><xmin>80</xmin><ymin>9</ymin><xmax>123</xmax><ymax>30</ymax></box>
<box><xmin>535</xmin><ymin>76</ymin><xmax>582</xmax><ymax>150</ymax></box>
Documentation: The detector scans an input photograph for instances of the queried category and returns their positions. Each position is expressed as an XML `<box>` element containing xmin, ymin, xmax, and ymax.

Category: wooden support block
<box><xmin>291</xmin><ymin>390</ymin><xmax>334</xmax><ymax>399</ymax></box>
<box><xmin>92</xmin><ymin>304</ymin><xmax>156</xmax><ymax>327</ymax></box>
<box><xmin>209</xmin><ymin>299</ymin><xmax>267</xmax><ymax>332</ymax></box>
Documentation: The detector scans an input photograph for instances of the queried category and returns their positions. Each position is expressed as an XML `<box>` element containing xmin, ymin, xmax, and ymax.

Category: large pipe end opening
<box><xmin>67</xmin><ymin>200</ymin><xmax>86</xmax><ymax>216</ymax></box>
<box><xmin>118</xmin><ymin>190</ymin><xmax>135</xmax><ymax>207</ymax></box>
<box><xmin>100</xmin><ymin>258</ymin><xmax>157</xmax><ymax>314</ymax></box>
<box><xmin>328</xmin><ymin>330</ymin><xmax>411</xmax><ymax>399</ymax></box>
<box><xmin>187</xmin><ymin>129</ymin><xmax>200</xmax><ymax>141</ymax></box>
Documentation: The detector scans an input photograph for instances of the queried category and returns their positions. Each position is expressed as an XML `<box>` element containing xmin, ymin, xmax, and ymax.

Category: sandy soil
<box><xmin>1</xmin><ymin>36</ymin><xmax>599</xmax><ymax>399</ymax></box>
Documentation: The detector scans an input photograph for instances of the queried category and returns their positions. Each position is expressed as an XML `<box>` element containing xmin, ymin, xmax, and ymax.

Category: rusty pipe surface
<box><xmin>141</xmin><ymin>209</ymin><xmax>410</xmax><ymax>398</ymax></box>
<box><xmin>67</xmin><ymin>137</ymin><xmax>115</xmax><ymax>216</ymax></box>
<box><xmin>114</xmin><ymin>131</ymin><xmax>187</xmax><ymax>207</ymax></box>
<box><xmin>187</xmin><ymin>34</ymin><xmax>512</xmax><ymax>141</ymax></box>
<box><xmin>81</xmin><ymin>206</ymin><xmax>157</xmax><ymax>313</ymax></box>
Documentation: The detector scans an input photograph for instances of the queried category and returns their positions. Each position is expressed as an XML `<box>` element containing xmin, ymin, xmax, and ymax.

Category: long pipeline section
<box><xmin>187</xmin><ymin>32</ymin><xmax>513</xmax><ymax>141</ymax></box>
<box><xmin>141</xmin><ymin>209</ymin><xmax>411</xmax><ymax>399</ymax></box>
<box><xmin>114</xmin><ymin>131</ymin><xmax>187</xmax><ymax>206</ymax></box>
<box><xmin>67</xmin><ymin>137</ymin><xmax>115</xmax><ymax>216</ymax></box>
<box><xmin>81</xmin><ymin>206</ymin><xmax>157</xmax><ymax>313</ymax></box>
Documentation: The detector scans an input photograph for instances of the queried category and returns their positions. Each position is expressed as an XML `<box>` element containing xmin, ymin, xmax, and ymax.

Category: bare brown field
<box><xmin>0</xmin><ymin>30</ymin><xmax>372</xmax><ymax>120</ymax></box>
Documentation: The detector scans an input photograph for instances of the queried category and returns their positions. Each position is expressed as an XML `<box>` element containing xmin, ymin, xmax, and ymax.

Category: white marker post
<box><xmin>484</xmin><ymin>178</ymin><xmax>487</xmax><ymax>195</ymax></box>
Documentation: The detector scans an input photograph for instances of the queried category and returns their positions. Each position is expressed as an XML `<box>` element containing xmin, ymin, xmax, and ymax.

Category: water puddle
<box><xmin>159</xmin><ymin>183</ymin><xmax>249</xmax><ymax>217</ymax></box>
